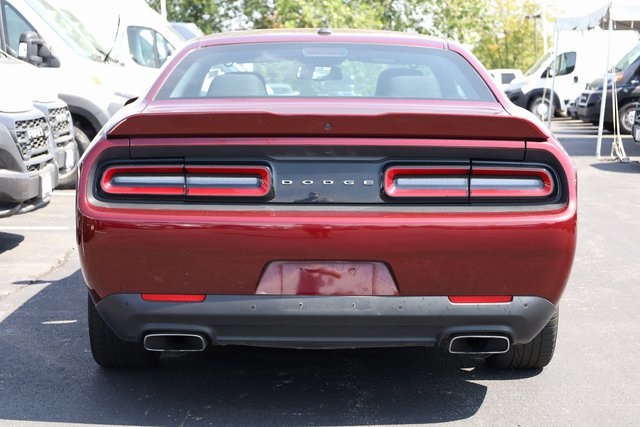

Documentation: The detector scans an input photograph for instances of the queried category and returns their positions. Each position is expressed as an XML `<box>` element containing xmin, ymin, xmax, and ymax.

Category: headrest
<box><xmin>207</xmin><ymin>72</ymin><xmax>268</xmax><ymax>97</ymax></box>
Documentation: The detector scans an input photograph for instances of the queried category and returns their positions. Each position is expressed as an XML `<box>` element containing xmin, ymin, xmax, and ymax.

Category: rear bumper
<box><xmin>79</xmin><ymin>205</ymin><xmax>577</xmax><ymax>304</ymax></box>
<box><xmin>95</xmin><ymin>294</ymin><xmax>557</xmax><ymax>348</ymax></box>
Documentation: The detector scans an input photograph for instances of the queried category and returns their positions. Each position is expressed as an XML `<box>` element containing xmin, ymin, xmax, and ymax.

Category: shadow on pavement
<box><xmin>590</xmin><ymin>161</ymin><xmax>640</xmax><ymax>174</ymax></box>
<box><xmin>0</xmin><ymin>232</ymin><xmax>24</xmax><ymax>255</ymax></box>
<box><xmin>0</xmin><ymin>269</ymin><xmax>541</xmax><ymax>426</ymax></box>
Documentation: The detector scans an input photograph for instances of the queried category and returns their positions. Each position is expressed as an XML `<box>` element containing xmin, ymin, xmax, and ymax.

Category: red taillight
<box><xmin>470</xmin><ymin>166</ymin><xmax>553</xmax><ymax>199</ymax></box>
<box><xmin>384</xmin><ymin>165</ymin><xmax>469</xmax><ymax>198</ymax></box>
<box><xmin>100</xmin><ymin>165</ymin><xmax>185</xmax><ymax>196</ymax></box>
<box><xmin>185</xmin><ymin>165</ymin><xmax>271</xmax><ymax>197</ymax></box>
<box><xmin>141</xmin><ymin>294</ymin><xmax>206</xmax><ymax>302</ymax></box>
<box><xmin>100</xmin><ymin>164</ymin><xmax>271</xmax><ymax>199</ymax></box>
<box><xmin>448</xmin><ymin>296</ymin><xmax>513</xmax><ymax>304</ymax></box>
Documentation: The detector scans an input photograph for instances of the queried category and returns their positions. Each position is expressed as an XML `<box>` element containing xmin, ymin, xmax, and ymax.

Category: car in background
<box><xmin>505</xmin><ymin>32</ymin><xmax>637</xmax><ymax>119</ymax></box>
<box><xmin>1</xmin><ymin>0</ymin><xmax>131</xmax><ymax>155</ymax></box>
<box><xmin>49</xmin><ymin>0</ymin><xmax>184</xmax><ymax>74</ymax></box>
<box><xmin>78</xmin><ymin>30</ymin><xmax>577</xmax><ymax>370</ymax></box>
<box><xmin>1</xmin><ymin>49</ymin><xmax>77</xmax><ymax>187</ymax></box>
<box><xmin>0</xmin><ymin>75</ymin><xmax>57</xmax><ymax>217</ymax></box>
<box><xmin>488</xmin><ymin>68</ymin><xmax>522</xmax><ymax>91</ymax></box>
<box><xmin>577</xmin><ymin>43</ymin><xmax>640</xmax><ymax>134</ymax></box>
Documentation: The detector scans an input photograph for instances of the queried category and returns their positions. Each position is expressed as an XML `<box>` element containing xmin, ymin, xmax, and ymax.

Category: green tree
<box><xmin>426</xmin><ymin>0</ymin><xmax>492</xmax><ymax>45</ymax></box>
<box><xmin>240</xmin><ymin>0</ymin><xmax>386</xmax><ymax>29</ymax></box>
<box><xmin>146</xmin><ymin>0</ymin><xmax>238</xmax><ymax>34</ymax></box>
<box><xmin>146</xmin><ymin>0</ymin><xmax>546</xmax><ymax>72</ymax></box>
<box><xmin>472</xmin><ymin>0</ymin><xmax>546</xmax><ymax>71</ymax></box>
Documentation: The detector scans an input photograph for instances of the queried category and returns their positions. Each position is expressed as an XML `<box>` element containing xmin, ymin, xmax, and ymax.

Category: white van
<box><xmin>49</xmin><ymin>0</ymin><xmax>184</xmax><ymax>84</ymax></box>
<box><xmin>1</xmin><ymin>0</ymin><xmax>132</xmax><ymax>153</ymax></box>
<box><xmin>505</xmin><ymin>30</ymin><xmax>638</xmax><ymax>119</ymax></box>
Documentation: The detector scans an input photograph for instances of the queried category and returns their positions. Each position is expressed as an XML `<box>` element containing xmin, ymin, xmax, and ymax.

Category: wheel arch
<box><xmin>525</xmin><ymin>88</ymin><xmax>562</xmax><ymax>113</ymax></box>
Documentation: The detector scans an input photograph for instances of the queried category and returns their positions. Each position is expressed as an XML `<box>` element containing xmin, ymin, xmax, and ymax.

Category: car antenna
<box><xmin>104</xmin><ymin>14</ymin><xmax>121</xmax><ymax>63</ymax></box>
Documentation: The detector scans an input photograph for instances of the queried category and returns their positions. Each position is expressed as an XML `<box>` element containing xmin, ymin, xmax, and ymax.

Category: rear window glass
<box><xmin>155</xmin><ymin>42</ymin><xmax>495</xmax><ymax>102</ymax></box>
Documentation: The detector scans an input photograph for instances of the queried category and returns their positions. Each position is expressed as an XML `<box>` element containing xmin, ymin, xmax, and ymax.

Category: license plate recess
<box><xmin>256</xmin><ymin>261</ymin><xmax>398</xmax><ymax>296</ymax></box>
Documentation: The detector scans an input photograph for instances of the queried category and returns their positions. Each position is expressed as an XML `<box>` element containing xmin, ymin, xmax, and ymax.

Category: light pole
<box><xmin>525</xmin><ymin>13</ymin><xmax>542</xmax><ymax>59</ymax></box>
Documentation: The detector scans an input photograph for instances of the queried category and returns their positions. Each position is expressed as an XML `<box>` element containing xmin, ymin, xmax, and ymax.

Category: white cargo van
<box><xmin>1</xmin><ymin>0</ymin><xmax>132</xmax><ymax>153</ymax></box>
<box><xmin>505</xmin><ymin>29</ymin><xmax>638</xmax><ymax>118</ymax></box>
<box><xmin>49</xmin><ymin>0</ymin><xmax>184</xmax><ymax>83</ymax></box>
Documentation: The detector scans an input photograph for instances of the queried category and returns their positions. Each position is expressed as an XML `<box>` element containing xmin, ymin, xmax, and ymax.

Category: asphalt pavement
<box><xmin>1</xmin><ymin>119</ymin><xmax>640</xmax><ymax>426</ymax></box>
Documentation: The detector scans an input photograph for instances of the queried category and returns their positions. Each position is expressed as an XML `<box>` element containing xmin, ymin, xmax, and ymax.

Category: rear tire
<box><xmin>529</xmin><ymin>96</ymin><xmax>555</xmax><ymax>121</ymax></box>
<box><xmin>88</xmin><ymin>294</ymin><xmax>159</xmax><ymax>368</ymax></box>
<box><xmin>487</xmin><ymin>307</ymin><xmax>558</xmax><ymax>370</ymax></box>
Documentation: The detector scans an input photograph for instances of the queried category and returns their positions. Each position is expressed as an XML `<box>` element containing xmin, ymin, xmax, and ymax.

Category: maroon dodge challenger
<box><xmin>77</xmin><ymin>30</ymin><xmax>577</xmax><ymax>369</ymax></box>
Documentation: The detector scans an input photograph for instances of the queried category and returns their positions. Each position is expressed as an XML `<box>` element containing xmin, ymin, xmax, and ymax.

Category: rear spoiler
<box><xmin>107</xmin><ymin>110</ymin><xmax>549</xmax><ymax>142</ymax></box>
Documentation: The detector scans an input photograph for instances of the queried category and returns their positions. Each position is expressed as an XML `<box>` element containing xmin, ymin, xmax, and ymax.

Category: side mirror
<box><xmin>18</xmin><ymin>31</ymin><xmax>60</xmax><ymax>68</ymax></box>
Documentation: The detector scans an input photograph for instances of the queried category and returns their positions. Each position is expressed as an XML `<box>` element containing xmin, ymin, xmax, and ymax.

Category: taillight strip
<box><xmin>185</xmin><ymin>165</ymin><xmax>271</xmax><ymax>197</ymax></box>
<box><xmin>100</xmin><ymin>165</ymin><xmax>185</xmax><ymax>196</ymax></box>
<box><xmin>384</xmin><ymin>165</ymin><xmax>469</xmax><ymax>198</ymax></box>
<box><xmin>470</xmin><ymin>167</ymin><xmax>553</xmax><ymax>198</ymax></box>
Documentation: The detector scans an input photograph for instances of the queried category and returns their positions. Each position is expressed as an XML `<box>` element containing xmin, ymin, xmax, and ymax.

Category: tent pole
<box><xmin>596</xmin><ymin>7</ymin><xmax>613</xmax><ymax>159</ymax></box>
<box><xmin>546</xmin><ymin>31</ymin><xmax>560</xmax><ymax>127</ymax></box>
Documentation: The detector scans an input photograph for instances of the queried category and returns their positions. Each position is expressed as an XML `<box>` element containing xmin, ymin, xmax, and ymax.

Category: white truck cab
<box><xmin>48</xmin><ymin>0</ymin><xmax>184</xmax><ymax>84</ymax></box>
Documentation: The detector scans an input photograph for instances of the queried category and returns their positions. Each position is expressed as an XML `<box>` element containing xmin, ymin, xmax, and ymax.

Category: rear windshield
<box><xmin>155</xmin><ymin>42</ymin><xmax>495</xmax><ymax>102</ymax></box>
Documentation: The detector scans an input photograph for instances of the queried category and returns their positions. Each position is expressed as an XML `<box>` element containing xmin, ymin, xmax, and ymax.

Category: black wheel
<box><xmin>88</xmin><ymin>294</ymin><xmax>159</xmax><ymax>368</ymax></box>
<box><xmin>618</xmin><ymin>102</ymin><xmax>637</xmax><ymax>134</ymax></box>
<box><xmin>74</xmin><ymin>125</ymin><xmax>92</xmax><ymax>156</ymax></box>
<box><xmin>487</xmin><ymin>308</ymin><xmax>558</xmax><ymax>370</ymax></box>
<box><xmin>529</xmin><ymin>96</ymin><xmax>555</xmax><ymax>121</ymax></box>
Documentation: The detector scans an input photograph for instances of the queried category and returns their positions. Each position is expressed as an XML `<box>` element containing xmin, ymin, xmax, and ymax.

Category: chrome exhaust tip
<box><xmin>448</xmin><ymin>335</ymin><xmax>510</xmax><ymax>355</ymax></box>
<box><xmin>143</xmin><ymin>333</ymin><xmax>207</xmax><ymax>352</ymax></box>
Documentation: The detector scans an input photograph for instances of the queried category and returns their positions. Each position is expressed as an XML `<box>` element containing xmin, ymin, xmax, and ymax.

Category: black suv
<box><xmin>577</xmin><ymin>43</ymin><xmax>640</xmax><ymax>134</ymax></box>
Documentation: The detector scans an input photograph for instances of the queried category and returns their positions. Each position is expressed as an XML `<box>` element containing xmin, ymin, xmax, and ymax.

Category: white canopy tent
<box><xmin>553</xmin><ymin>0</ymin><xmax>640</xmax><ymax>160</ymax></box>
